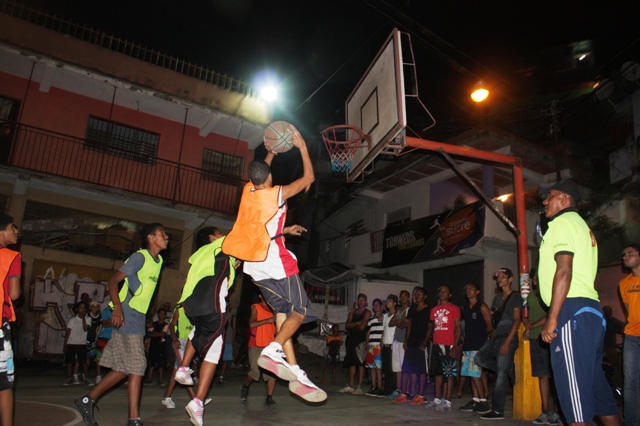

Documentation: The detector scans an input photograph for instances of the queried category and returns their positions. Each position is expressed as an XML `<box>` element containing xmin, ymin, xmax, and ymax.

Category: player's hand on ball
<box><xmin>288</xmin><ymin>124</ymin><xmax>305</xmax><ymax>148</ymax></box>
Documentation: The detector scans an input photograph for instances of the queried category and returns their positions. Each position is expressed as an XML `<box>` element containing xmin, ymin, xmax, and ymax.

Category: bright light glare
<box><xmin>496</xmin><ymin>194</ymin><xmax>510</xmax><ymax>202</ymax></box>
<box><xmin>471</xmin><ymin>88</ymin><xmax>489</xmax><ymax>102</ymax></box>
<box><xmin>579</xmin><ymin>54</ymin><xmax>586</xmax><ymax>61</ymax></box>
<box><xmin>260</xmin><ymin>86</ymin><xmax>278</xmax><ymax>101</ymax></box>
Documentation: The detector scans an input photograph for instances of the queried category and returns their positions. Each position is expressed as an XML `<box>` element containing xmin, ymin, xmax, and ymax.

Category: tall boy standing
<box><xmin>63</xmin><ymin>301</ymin><xmax>92</xmax><ymax>386</ymax></box>
<box><xmin>425</xmin><ymin>285</ymin><xmax>461</xmax><ymax>412</ymax></box>
<box><xmin>0</xmin><ymin>215</ymin><xmax>21</xmax><ymax>426</ymax></box>
<box><xmin>74</xmin><ymin>223</ymin><xmax>168</xmax><ymax>426</ymax></box>
<box><xmin>222</xmin><ymin>123</ymin><xmax>325</xmax><ymax>402</ymax></box>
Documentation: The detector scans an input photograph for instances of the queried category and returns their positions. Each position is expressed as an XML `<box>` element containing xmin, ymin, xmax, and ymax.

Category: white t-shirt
<box><xmin>67</xmin><ymin>315</ymin><xmax>91</xmax><ymax>345</ymax></box>
<box><xmin>382</xmin><ymin>312</ymin><xmax>396</xmax><ymax>345</ymax></box>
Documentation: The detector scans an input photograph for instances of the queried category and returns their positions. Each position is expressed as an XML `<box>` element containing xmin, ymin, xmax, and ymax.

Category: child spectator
<box><xmin>241</xmin><ymin>293</ymin><xmax>278</xmax><ymax>407</ymax></box>
<box><xmin>86</xmin><ymin>302</ymin><xmax>102</xmax><ymax>379</ymax></box>
<box><xmin>94</xmin><ymin>306</ymin><xmax>113</xmax><ymax>384</ymax></box>
<box><xmin>64</xmin><ymin>301</ymin><xmax>92</xmax><ymax>386</ymax></box>
<box><xmin>365</xmin><ymin>298</ymin><xmax>384</xmax><ymax>396</ymax></box>
<box><xmin>145</xmin><ymin>308</ymin><xmax>169</xmax><ymax>386</ymax></box>
<box><xmin>323</xmin><ymin>324</ymin><xmax>343</xmax><ymax>384</ymax></box>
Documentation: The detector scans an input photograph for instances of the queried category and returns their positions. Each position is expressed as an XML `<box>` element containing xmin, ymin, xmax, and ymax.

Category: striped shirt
<box><xmin>367</xmin><ymin>316</ymin><xmax>384</xmax><ymax>345</ymax></box>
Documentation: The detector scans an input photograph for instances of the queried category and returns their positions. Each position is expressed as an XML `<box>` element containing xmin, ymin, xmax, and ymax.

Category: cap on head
<box><xmin>540</xmin><ymin>180</ymin><xmax>582</xmax><ymax>204</ymax></box>
<box><xmin>493</xmin><ymin>267</ymin><xmax>513</xmax><ymax>279</ymax></box>
<box><xmin>90</xmin><ymin>301</ymin><xmax>100</xmax><ymax>308</ymax></box>
<box><xmin>386</xmin><ymin>294</ymin><xmax>399</xmax><ymax>303</ymax></box>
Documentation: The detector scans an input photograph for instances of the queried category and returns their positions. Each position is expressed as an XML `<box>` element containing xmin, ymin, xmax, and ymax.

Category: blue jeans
<box><xmin>474</xmin><ymin>335</ymin><xmax>518</xmax><ymax>414</ymax></box>
<box><xmin>624</xmin><ymin>334</ymin><xmax>640</xmax><ymax>425</ymax></box>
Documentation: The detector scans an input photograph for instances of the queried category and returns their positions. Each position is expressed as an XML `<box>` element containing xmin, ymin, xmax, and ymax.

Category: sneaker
<box><xmin>365</xmin><ymin>387</ymin><xmax>378</xmax><ymax>396</ymax></box>
<box><xmin>74</xmin><ymin>394</ymin><xmax>98</xmax><ymax>426</ymax></box>
<box><xmin>265</xmin><ymin>396</ymin><xmax>277</xmax><ymax>408</ymax></box>
<box><xmin>339</xmin><ymin>385</ymin><xmax>355</xmax><ymax>393</ymax></box>
<box><xmin>533</xmin><ymin>413</ymin><xmax>550</xmax><ymax>425</ymax></box>
<box><xmin>386</xmin><ymin>390</ymin><xmax>400</xmax><ymax>399</ymax></box>
<box><xmin>84</xmin><ymin>379</ymin><xmax>94</xmax><ymax>387</ymax></box>
<box><xmin>352</xmin><ymin>387</ymin><xmax>364</xmax><ymax>395</ymax></box>
<box><xmin>63</xmin><ymin>378</ymin><xmax>73</xmax><ymax>386</ymax></box>
<box><xmin>95</xmin><ymin>375</ymin><xmax>102</xmax><ymax>384</ymax></box>
<box><xmin>409</xmin><ymin>395</ymin><xmax>425</xmax><ymax>405</ymax></box>
<box><xmin>240</xmin><ymin>384</ymin><xmax>249</xmax><ymax>404</ymax></box>
<box><xmin>127</xmin><ymin>419</ymin><xmax>143</xmax><ymax>426</ymax></box>
<box><xmin>425</xmin><ymin>398</ymin><xmax>441</xmax><ymax>409</ymax></box>
<box><xmin>73</xmin><ymin>374</ymin><xmax>81</xmax><ymax>385</ymax></box>
<box><xmin>143</xmin><ymin>379</ymin><xmax>153</xmax><ymax>386</ymax></box>
<box><xmin>288</xmin><ymin>366</ymin><xmax>327</xmax><ymax>402</ymax></box>
<box><xmin>185</xmin><ymin>398</ymin><xmax>204</xmax><ymax>426</ymax></box>
<box><xmin>257</xmin><ymin>343</ymin><xmax>297</xmax><ymax>381</ymax></box>
<box><xmin>435</xmin><ymin>400</ymin><xmax>452</xmax><ymax>412</ymax></box>
<box><xmin>162</xmin><ymin>397</ymin><xmax>176</xmax><ymax>409</ymax></box>
<box><xmin>374</xmin><ymin>388</ymin><xmax>387</xmax><ymax>397</ymax></box>
<box><xmin>392</xmin><ymin>393</ymin><xmax>408</xmax><ymax>404</ymax></box>
<box><xmin>204</xmin><ymin>398</ymin><xmax>212</xmax><ymax>405</ymax></box>
<box><xmin>546</xmin><ymin>412</ymin><xmax>561</xmax><ymax>425</ymax></box>
<box><xmin>474</xmin><ymin>401</ymin><xmax>492</xmax><ymax>415</ymax></box>
<box><xmin>158</xmin><ymin>382</ymin><xmax>166</xmax><ymax>387</ymax></box>
<box><xmin>218</xmin><ymin>376</ymin><xmax>225</xmax><ymax>385</ymax></box>
<box><xmin>175</xmin><ymin>367</ymin><xmax>194</xmax><ymax>386</ymax></box>
<box><xmin>459</xmin><ymin>400</ymin><xmax>478</xmax><ymax>412</ymax></box>
<box><xmin>481</xmin><ymin>410</ymin><xmax>505</xmax><ymax>420</ymax></box>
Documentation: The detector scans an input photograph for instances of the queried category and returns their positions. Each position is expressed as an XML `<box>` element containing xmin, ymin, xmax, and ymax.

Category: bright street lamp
<box><xmin>471</xmin><ymin>81</ymin><xmax>489</xmax><ymax>103</ymax></box>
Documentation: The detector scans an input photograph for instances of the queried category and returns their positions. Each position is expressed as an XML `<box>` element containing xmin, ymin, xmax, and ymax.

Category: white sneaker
<box><xmin>175</xmin><ymin>366</ymin><xmax>194</xmax><ymax>386</ymax></box>
<box><xmin>257</xmin><ymin>342</ymin><xmax>297</xmax><ymax>381</ymax></box>
<box><xmin>352</xmin><ymin>387</ymin><xmax>364</xmax><ymax>395</ymax></box>
<box><xmin>339</xmin><ymin>385</ymin><xmax>355</xmax><ymax>393</ymax></box>
<box><xmin>72</xmin><ymin>374</ymin><xmax>81</xmax><ymax>385</ymax></box>
<box><xmin>288</xmin><ymin>365</ymin><xmax>327</xmax><ymax>403</ymax></box>
<box><xmin>95</xmin><ymin>375</ymin><xmax>102</xmax><ymax>384</ymax></box>
<box><xmin>162</xmin><ymin>397</ymin><xmax>176</xmax><ymax>408</ymax></box>
<box><xmin>204</xmin><ymin>398</ymin><xmax>212</xmax><ymax>405</ymax></box>
<box><xmin>185</xmin><ymin>398</ymin><xmax>204</xmax><ymax>426</ymax></box>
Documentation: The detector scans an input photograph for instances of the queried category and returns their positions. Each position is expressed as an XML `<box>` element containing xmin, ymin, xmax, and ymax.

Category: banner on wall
<box><xmin>382</xmin><ymin>201</ymin><xmax>485</xmax><ymax>267</ymax></box>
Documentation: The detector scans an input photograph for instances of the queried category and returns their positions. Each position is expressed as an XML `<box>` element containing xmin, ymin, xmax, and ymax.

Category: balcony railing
<box><xmin>0</xmin><ymin>0</ymin><xmax>257</xmax><ymax>97</ymax></box>
<box><xmin>5</xmin><ymin>123</ymin><xmax>245</xmax><ymax>215</ymax></box>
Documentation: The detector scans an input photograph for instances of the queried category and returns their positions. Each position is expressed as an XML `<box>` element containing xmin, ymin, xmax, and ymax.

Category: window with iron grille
<box><xmin>201</xmin><ymin>148</ymin><xmax>244</xmax><ymax>182</ymax></box>
<box><xmin>20</xmin><ymin>201</ymin><xmax>182</xmax><ymax>269</ymax></box>
<box><xmin>85</xmin><ymin>116</ymin><xmax>159</xmax><ymax>164</ymax></box>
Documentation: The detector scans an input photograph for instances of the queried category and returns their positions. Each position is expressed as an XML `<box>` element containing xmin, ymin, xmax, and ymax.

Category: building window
<box><xmin>21</xmin><ymin>201</ymin><xmax>182</xmax><ymax>268</ymax></box>
<box><xmin>85</xmin><ymin>116</ymin><xmax>159</xmax><ymax>164</ymax></box>
<box><xmin>201</xmin><ymin>148</ymin><xmax>244</xmax><ymax>181</ymax></box>
<box><xmin>386</xmin><ymin>207</ymin><xmax>411</xmax><ymax>227</ymax></box>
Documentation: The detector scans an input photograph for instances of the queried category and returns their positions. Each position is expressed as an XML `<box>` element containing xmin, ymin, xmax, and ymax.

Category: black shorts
<box><xmin>64</xmin><ymin>344</ymin><xmax>88</xmax><ymax>365</ymax></box>
<box><xmin>147</xmin><ymin>347</ymin><xmax>167</xmax><ymax>369</ymax></box>
<box><xmin>189</xmin><ymin>312</ymin><xmax>225</xmax><ymax>361</ymax></box>
<box><xmin>529</xmin><ymin>337</ymin><xmax>551</xmax><ymax>377</ymax></box>
<box><xmin>254</xmin><ymin>275</ymin><xmax>317</xmax><ymax>323</ymax></box>
<box><xmin>430</xmin><ymin>344</ymin><xmax>457</xmax><ymax>377</ymax></box>
<box><xmin>401</xmin><ymin>346</ymin><xmax>428</xmax><ymax>375</ymax></box>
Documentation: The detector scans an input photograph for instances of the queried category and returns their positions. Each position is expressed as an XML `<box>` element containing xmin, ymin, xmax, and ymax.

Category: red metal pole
<box><xmin>405</xmin><ymin>136</ymin><xmax>529</xmax><ymax>280</ymax></box>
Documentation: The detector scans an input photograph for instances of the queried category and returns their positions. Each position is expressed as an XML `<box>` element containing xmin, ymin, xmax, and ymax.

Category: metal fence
<box><xmin>7</xmin><ymin>123</ymin><xmax>245</xmax><ymax>215</ymax></box>
<box><xmin>0</xmin><ymin>0</ymin><xmax>257</xmax><ymax>97</ymax></box>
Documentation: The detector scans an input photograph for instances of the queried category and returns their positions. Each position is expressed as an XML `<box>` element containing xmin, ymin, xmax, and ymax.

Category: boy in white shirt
<box><xmin>64</xmin><ymin>301</ymin><xmax>92</xmax><ymax>386</ymax></box>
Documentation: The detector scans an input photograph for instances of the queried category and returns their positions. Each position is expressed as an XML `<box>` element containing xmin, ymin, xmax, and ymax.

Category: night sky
<box><xmin>24</xmin><ymin>0</ymin><xmax>640</xmax><ymax>140</ymax></box>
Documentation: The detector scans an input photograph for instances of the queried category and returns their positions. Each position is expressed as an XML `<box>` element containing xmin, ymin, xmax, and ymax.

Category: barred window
<box><xmin>21</xmin><ymin>201</ymin><xmax>182</xmax><ymax>269</ymax></box>
<box><xmin>85</xmin><ymin>116</ymin><xmax>159</xmax><ymax>164</ymax></box>
<box><xmin>201</xmin><ymin>148</ymin><xmax>244</xmax><ymax>181</ymax></box>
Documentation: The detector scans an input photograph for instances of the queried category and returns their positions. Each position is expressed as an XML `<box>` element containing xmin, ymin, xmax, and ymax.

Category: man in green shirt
<box><xmin>538</xmin><ymin>180</ymin><xmax>620</xmax><ymax>426</ymax></box>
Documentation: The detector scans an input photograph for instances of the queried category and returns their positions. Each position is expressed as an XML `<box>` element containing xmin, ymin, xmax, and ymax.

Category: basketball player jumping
<box><xmin>222</xmin><ymin>123</ymin><xmax>326</xmax><ymax>403</ymax></box>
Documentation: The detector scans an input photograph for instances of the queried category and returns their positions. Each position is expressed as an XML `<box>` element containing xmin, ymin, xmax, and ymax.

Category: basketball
<box><xmin>264</xmin><ymin>121</ymin><xmax>295</xmax><ymax>153</ymax></box>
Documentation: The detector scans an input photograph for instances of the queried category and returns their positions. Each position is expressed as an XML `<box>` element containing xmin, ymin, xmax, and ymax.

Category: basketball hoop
<box><xmin>321</xmin><ymin>125</ymin><xmax>370</xmax><ymax>173</ymax></box>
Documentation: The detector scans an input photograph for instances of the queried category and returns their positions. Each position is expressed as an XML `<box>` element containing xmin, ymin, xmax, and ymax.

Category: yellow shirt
<box><xmin>619</xmin><ymin>274</ymin><xmax>640</xmax><ymax>336</ymax></box>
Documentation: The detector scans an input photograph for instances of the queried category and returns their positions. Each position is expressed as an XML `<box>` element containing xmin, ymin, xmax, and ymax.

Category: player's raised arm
<box><xmin>281</xmin><ymin>125</ymin><xmax>314</xmax><ymax>201</ymax></box>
